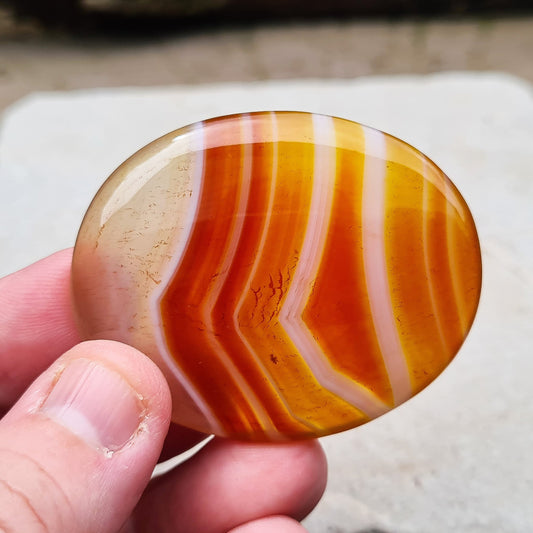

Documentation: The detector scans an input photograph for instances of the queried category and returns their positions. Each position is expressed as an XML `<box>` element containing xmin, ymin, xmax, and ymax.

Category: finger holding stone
<box><xmin>0</xmin><ymin>340</ymin><xmax>171</xmax><ymax>533</ymax></box>
<box><xmin>132</xmin><ymin>438</ymin><xmax>327</xmax><ymax>533</ymax></box>
<box><xmin>0</xmin><ymin>249</ymin><xmax>80</xmax><ymax>407</ymax></box>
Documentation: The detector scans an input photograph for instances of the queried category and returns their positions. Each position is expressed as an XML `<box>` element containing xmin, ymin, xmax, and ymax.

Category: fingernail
<box><xmin>40</xmin><ymin>358</ymin><xmax>144</xmax><ymax>452</ymax></box>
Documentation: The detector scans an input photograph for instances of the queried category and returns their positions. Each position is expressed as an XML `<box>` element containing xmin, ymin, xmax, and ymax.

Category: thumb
<box><xmin>0</xmin><ymin>340</ymin><xmax>172</xmax><ymax>533</ymax></box>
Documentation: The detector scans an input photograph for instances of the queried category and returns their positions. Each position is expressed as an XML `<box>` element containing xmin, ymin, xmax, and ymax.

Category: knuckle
<box><xmin>0</xmin><ymin>478</ymin><xmax>48</xmax><ymax>533</ymax></box>
<box><xmin>0</xmin><ymin>448</ymin><xmax>74</xmax><ymax>533</ymax></box>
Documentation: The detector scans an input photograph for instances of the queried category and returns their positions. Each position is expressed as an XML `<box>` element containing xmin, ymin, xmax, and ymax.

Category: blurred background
<box><xmin>1</xmin><ymin>0</ymin><xmax>533</xmax><ymax>114</ymax></box>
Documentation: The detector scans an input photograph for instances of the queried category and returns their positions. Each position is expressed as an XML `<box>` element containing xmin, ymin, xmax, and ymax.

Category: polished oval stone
<box><xmin>71</xmin><ymin>111</ymin><xmax>481</xmax><ymax>441</ymax></box>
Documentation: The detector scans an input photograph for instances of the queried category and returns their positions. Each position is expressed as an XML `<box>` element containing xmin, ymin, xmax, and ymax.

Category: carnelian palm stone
<box><xmin>71</xmin><ymin>111</ymin><xmax>481</xmax><ymax>441</ymax></box>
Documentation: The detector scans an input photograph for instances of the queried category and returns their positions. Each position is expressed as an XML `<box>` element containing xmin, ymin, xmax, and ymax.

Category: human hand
<box><xmin>0</xmin><ymin>249</ymin><xmax>327</xmax><ymax>532</ymax></box>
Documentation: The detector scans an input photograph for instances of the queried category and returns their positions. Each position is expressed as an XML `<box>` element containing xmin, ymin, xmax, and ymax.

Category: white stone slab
<box><xmin>1</xmin><ymin>73</ymin><xmax>532</xmax><ymax>533</ymax></box>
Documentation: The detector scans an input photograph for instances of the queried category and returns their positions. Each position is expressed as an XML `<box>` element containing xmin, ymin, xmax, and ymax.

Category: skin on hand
<box><xmin>0</xmin><ymin>250</ymin><xmax>328</xmax><ymax>533</ymax></box>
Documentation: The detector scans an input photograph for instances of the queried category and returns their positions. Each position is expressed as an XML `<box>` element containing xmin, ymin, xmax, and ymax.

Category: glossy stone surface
<box><xmin>71</xmin><ymin>111</ymin><xmax>481</xmax><ymax>441</ymax></box>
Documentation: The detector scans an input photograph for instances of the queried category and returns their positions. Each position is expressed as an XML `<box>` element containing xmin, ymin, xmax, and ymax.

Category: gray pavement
<box><xmin>1</xmin><ymin>15</ymin><xmax>533</xmax><ymax>113</ymax></box>
<box><xmin>1</xmin><ymin>73</ymin><xmax>532</xmax><ymax>532</ymax></box>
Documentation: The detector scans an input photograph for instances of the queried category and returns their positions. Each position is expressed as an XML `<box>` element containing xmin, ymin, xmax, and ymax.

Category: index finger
<box><xmin>0</xmin><ymin>249</ymin><xmax>81</xmax><ymax>409</ymax></box>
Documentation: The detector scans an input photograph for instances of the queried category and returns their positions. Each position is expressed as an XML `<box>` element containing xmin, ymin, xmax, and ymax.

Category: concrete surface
<box><xmin>1</xmin><ymin>72</ymin><xmax>532</xmax><ymax>532</ymax></box>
